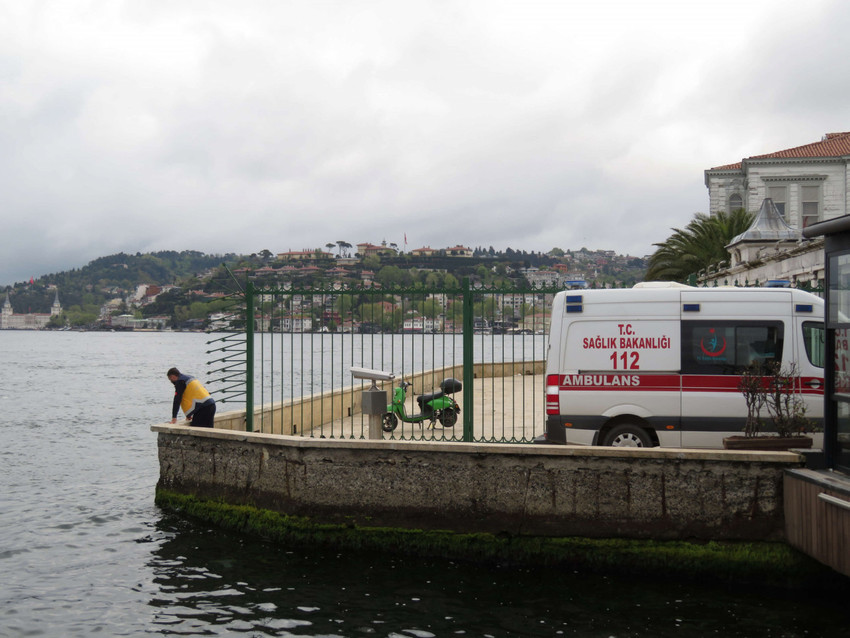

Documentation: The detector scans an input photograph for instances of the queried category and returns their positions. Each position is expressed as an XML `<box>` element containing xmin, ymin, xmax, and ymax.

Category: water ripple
<box><xmin>2</xmin><ymin>332</ymin><xmax>849</xmax><ymax>637</ymax></box>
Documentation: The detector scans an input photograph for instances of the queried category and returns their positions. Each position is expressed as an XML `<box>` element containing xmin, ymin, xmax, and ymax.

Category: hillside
<box><xmin>2</xmin><ymin>247</ymin><xmax>646</xmax><ymax>329</ymax></box>
<box><xmin>3</xmin><ymin>251</ymin><xmax>240</xmax><ymax>326</ymax></box>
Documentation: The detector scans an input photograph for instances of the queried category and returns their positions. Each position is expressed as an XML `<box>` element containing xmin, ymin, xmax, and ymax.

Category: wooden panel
<box><xmin>784</xmin><ymin>474</ymin><xmax>850</xmax><ymax>577</ymax></box>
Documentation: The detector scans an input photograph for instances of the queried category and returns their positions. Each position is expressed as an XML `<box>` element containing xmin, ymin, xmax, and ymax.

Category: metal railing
<box><xmin>690</xmin><ymin>274</ymin><xmax>825</xmax><ymax>297</ymax></box>
<box><xmin>207</xmin><ymin>279</ymin><xmax>559</xmax><ymax>443</ymax></box>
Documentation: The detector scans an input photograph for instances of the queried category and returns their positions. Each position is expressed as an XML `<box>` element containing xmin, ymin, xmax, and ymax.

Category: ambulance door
<box><xmin>680</xmin><ymin>319</ymin><xmax>785</xmax><ymax>448</ymax></box>
<box><xmin>794</xmin><ymin>314</ymin><xmax>825</xmax><ymax>435</ymax></box>
<box><xmin>679</xmin><ymin>290</ymin><xmax>793</xmax><ymax>448</ymax></box>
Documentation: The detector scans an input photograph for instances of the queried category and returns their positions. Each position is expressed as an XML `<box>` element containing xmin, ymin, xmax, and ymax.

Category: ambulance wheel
<box><xmin>439</xmin><ymin>408</ymin><xmax>457</xmax><ymax>428</ymax></box>
<box><xmin>382</xmin><ymin>413</ymin><xmax>398</xmax><ymax>432</ymax></box>
<box><xmin>602</xmin><ymin>424</ymin><xmax>652</xmax><ymax>447</ymax></box>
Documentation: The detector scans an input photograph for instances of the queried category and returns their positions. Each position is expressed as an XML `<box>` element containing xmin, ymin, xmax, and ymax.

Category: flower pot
<box><xmin>722</xmin><ymin>436</ymin><xmax>813</xmax><ymax>451</ymax></box>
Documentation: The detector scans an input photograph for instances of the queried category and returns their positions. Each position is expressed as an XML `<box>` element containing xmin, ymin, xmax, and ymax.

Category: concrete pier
<box><xmin>152</xmin><ymin>424</ymin><xmax>805</xmax><ymax>541</ymax></box>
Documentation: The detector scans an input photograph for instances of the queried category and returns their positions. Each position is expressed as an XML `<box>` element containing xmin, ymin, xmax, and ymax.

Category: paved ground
<box><xmin>311</xmin><ymin>374</ymin><xmax>546</xmax><ymax>442</ymax></box>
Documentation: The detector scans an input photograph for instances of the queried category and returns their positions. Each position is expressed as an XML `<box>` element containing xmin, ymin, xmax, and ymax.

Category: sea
<box><xmin>1</xmin><ymin>330</ymin><xmax>848</xmax><ymax>637</ymax></box>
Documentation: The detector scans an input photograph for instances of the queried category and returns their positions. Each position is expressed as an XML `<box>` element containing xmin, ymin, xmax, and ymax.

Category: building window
<box><xmin>802</xmin><ymin>185</ymin><xmax>820</xmax><ymax>228</ymax></box>
<box><xmin>768</xmin><ymin>186</ymin><xmax>787</xmax><ymax>218</ymax></box>
<box><xmin>729</xmin><ymin>193</ymin><xmax>743</xmax><ymax>212</ymax></box>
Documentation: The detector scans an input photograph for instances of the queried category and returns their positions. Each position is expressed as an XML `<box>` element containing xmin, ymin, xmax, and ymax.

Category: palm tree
<box><xmin>646</xmin><ymin>209</ymin><xmax>753</xmax><ymax>282</ymax></box>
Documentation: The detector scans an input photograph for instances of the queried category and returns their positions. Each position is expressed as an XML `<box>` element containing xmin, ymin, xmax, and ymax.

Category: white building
<box><xmin>111</xmin><ymin>314</ymin><xmax>141</xmax><ymax>329</ymax></box>
<box><xmin>499</xmin><ymin>293</ymin><xmax>539</xmax><ymax>316</ymax></box>
<box><xmin>99</xmin><ymin>298</ymin><xmax>124</xmax><ymax>320</ymax></box>
<box><xmin>0</xmin><ymin>290</ymin><xmax>62</xmax><ymax>329</ymax></box>
<box><xmin>280</xmin><ymin>315</ymin><xmax>313</xmax><ymax>332</ymax></box>
<box><xmin>208</xmin><ymin>312</ymin><xmax>234</xmax><ymax>331</ymax></box>
<box><xmin>705</xmin><ymin>132</ymin><xmax>850</xmax><ymax>226</ymax></box>
<box><xmin>701</xmin><ymin>132</ymin><xmax>850</xmax><ymax>287</ymax></box>
<box><xmin>402</xmin><ymin>315</ymin><xmax>441</xmax><ymax>333</ymax></box>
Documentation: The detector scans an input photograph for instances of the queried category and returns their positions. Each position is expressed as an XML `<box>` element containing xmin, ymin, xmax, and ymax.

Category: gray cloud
<box><xmin>2</xmin><ymin>0</ymin><xmax>848</xmax><ymax>285</ymax></box>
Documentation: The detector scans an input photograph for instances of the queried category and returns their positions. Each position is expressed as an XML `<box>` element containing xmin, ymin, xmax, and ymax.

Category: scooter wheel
<box><xmin>439</xmin><ymin>408</ymin><xmax>458</xmax><ymax>428</ymax></box>
<box><xmin>381</xmin><ymin>413</ymin><xmax>399</xmax><ymax>432</ymax></box>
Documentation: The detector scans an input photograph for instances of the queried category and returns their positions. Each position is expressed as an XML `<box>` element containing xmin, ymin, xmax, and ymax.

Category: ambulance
<box><xmin>539</xmin><ymin>283</ymin><xmax>825</xmax><ymax>447</ymax></box>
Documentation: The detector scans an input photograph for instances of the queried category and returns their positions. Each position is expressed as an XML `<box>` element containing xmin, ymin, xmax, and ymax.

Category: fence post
<box><xmin>246</xmin><ymin>281</ymin><xmax>255</xmax><ymax>432</ymax></box>
<box><xmin>462</xmin><ymin>278</ymin><xmax>474</xmax><ymax>441</ymax></box>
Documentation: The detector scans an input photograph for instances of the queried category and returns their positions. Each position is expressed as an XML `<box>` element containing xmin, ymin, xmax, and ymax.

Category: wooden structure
<box><xmin>783</xmin><ymin>216</ymin><xmax>850</xmax><ymax>577</ymax></box>
<box><xmin>785</xmin><ymin>469</ymin><xmax>850</xmax><ymax>577</ymax></box>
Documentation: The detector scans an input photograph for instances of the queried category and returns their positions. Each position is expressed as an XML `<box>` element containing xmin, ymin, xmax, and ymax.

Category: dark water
<box><xmin>0</xmin><ymin>331</ymin><xmax>847</xmax><ymax>637</ymax></box>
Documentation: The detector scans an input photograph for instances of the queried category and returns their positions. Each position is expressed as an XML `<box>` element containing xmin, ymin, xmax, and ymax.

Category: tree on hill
<box><xmin>376</xmin><ymin>265</ymin><xmax>411</xmax><ymax>287</ymax></box>
<box><xmin>11</xmin><ymin>251</ymin><xmax>237</xmax><ymax>314</ymax></box>
<box><xmin>336</xmin><ymin>241</ymin><xmax>352</xmax><ymax>257</ymax></box>
<box><xmin>646</xmin><ymin>209</ymin><xmax>753</xmax><ymax>282</ymax></box>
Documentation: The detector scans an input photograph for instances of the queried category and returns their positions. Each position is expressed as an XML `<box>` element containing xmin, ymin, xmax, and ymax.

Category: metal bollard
<box><xmin>361</xmin><ymin>386</ymin><xmax>388</xmax><ymax>439</ymax></box>
<box><xmin>350</xmin><ymin>367</ymin><xmax>394</xmax><ymax>440</ymax></box>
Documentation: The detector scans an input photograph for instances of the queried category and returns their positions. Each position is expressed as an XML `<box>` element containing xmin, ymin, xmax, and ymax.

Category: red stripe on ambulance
<box><xmin>555</xmin><ymin>373</ymin><xmax>679</xmax><ymax>392</ymax></box>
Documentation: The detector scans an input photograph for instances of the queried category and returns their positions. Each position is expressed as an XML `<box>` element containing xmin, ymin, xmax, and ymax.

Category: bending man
<box><xmin>167</xmin><ymin>367</ymin><xmax>216</xmax><ymax>428</ymax></box>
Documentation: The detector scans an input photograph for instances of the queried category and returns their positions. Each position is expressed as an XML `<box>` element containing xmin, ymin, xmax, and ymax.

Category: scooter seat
<box><xmin>417</xmin><ymin>391</ymin><xmax>444</xmax><ymax>406</ymax></box>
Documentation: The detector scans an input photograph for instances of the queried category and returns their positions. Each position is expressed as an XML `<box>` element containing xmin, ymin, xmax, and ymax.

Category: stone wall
<box><xmin>153</xmin><ymin>425</ymin><xmax>805</xmax><ymax>541</ymax></box>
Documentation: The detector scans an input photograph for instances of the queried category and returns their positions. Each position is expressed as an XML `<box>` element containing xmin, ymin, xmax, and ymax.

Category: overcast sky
<box><xmin>2</xmin><ymin>0</ymin><xmax>849</xmax><ymax>286</ymax></box>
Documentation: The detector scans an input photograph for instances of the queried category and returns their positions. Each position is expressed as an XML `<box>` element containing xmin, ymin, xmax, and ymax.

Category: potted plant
<box><xmin>723</xmin><ymin>361</ymin><xmax>817</xmax><ymax>450</ymax></box>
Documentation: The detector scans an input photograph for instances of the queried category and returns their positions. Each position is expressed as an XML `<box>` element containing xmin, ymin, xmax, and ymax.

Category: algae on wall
<box><xmin>155</xmin><ymin>489</ymin><xmax>836</xmax><ymax>589</ymax></box>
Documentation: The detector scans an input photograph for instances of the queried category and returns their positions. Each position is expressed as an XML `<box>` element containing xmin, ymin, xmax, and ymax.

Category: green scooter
<box><xmin>382</xmin><ymin>377</ymin><xmax>462</xmax><ymax>431</ymax></box>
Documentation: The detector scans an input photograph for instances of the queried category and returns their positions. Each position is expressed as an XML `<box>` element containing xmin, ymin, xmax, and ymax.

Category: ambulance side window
<box><xmin>802</xmin><ymin>321</ymin><xmax>825</xmax><ymax>368</ymax></box>
<box><xmin>681</xmin><ymin>321</ymin><xmax>784</xmax><ymax>375</ymax></box>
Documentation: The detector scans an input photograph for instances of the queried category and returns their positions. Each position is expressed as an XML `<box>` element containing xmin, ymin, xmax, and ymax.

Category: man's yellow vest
<box><xmin>180</xmin><ymin>376</ymin><xmax>212</xmax><ymax>417</ymax></box>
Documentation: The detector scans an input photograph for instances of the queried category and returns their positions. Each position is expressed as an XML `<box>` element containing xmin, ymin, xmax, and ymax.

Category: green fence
<box><xmin>206</xmin><ymin>280</ymin><xmax>559</xmax><ymax>443</ymax></box>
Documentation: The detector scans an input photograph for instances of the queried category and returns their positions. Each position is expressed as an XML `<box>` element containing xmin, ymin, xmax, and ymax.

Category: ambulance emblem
<box><xmin>700</xmin><ymin>328</ymin><xmax>727</xmax><ymax>357</ymax></box>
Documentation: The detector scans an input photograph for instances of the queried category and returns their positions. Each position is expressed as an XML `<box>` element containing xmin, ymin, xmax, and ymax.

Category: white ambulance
<box><xmin>539</xmin><ymin>283</ymin><xmax>825</xmax><ymax>447</ymax></box>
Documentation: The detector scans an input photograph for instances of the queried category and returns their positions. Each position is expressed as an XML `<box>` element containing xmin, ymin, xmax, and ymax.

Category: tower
<box><xmin>51</xmin><ymin>289</ymin><xmax>61</xmax><ymax>316</ymax></box>
<box><xmin>1</xmin><ymin>292</ymin><xmax>12</xmax><ymax>329</ymax></box>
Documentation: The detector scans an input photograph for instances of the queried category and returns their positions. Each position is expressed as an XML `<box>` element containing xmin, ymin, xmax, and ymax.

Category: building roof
<box><xmin>710</xmin><ymin>132</ymin><xmax>850</xmax><ymax>171</ymax></box>
<box><xmin>750</xmin><ymin>131</ymin><xmax>850</xmax><ymax>160</ymax></box>
<box><xmin>727</xmin><ymin>198</ymin><xmax>801</xmax><ymax>246</ymax></box>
